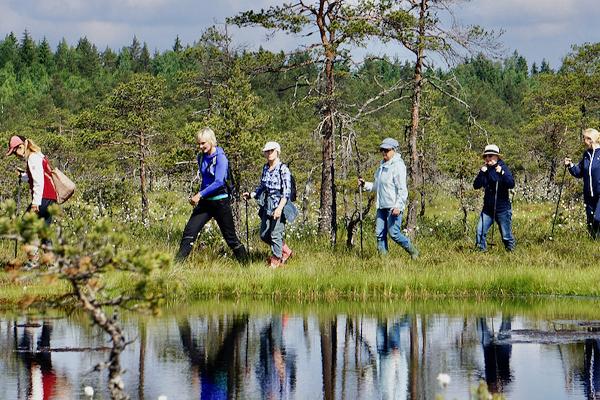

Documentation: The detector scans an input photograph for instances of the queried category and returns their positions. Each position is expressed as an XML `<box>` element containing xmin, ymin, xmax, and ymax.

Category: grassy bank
<box><xmin>0</xmin><ymin>198</ymin><xmax>598</xmax><ymax>306</ymax></box>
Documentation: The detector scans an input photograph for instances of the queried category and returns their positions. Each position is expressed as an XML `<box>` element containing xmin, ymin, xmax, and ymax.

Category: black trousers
<box><xmin>176</xmin><ymin>199</ymin><xmax>247</xmax><ymax>261</ymax></box>
<box><xmin>585</xmin><ymin>195</ymin><xmax>600</xmax><ymax>239</ymax></box>
<box><xmin>27</xmin><ymin>198</ymin><xmax>55</xmax><ymax>246</ymax></box>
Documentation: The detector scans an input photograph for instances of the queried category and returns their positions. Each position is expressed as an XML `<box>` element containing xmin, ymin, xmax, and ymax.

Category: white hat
<box><xmin>262</xmin><ymin>141</ymin><xmax>281</xmax><ymax>153</ymax></box>
<box><xmin>482</xmin><ymin>144</ymin><xmax>500</xmax><ymax>157</ymax></box>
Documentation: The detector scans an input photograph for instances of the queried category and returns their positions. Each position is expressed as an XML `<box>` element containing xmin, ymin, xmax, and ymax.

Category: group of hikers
<box><xmin>5</xmin><ymin>126</ymin><xmax>600</xmax><ymax>268</ymax></box>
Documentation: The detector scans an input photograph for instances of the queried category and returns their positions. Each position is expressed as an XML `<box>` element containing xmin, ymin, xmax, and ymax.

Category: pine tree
<box><xmin>19</xmin><ymin>29</ymin><xmax>37</xmax><ymax>69</ymax></box>
<box><xmin>138</xmin><ymin>42</ymin><xmax>151</xmax><ymax>72</ymax></box>
<box><xmin>540</xmin><ymin>59</ymin><xmax>552</xmax><ymax>74</ymax></box>
<box><xmin>173</xmin><ymin>35</ymin><xmax>182</xmax><ymax>52</ymax></box>
<box><xmin>37</xmin><ymin>37</ymin><xmax>55</xmax><ymax>73</ymax></box>
<box><xmin>0</xmin><ymin>33</ymin><xmax>19</xmax><ymax>69</ymax></box>
<box><xmin>75</xmin><ymin>36</ymin><xmax>100</xmax><ymax>77</ymax></box>
<box><xmin>55</xmin><ymin>38</ymin><xmax>73</xmax><ymax>72</ymax></box>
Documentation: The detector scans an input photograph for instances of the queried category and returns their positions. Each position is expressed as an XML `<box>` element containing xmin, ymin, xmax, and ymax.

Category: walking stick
<box><xmin>358</xmin><ymin>178</ymin><xmax>364</xmax><ymax>257</ymax></box>
<box><xmin>244</xmin><ymin>197</ymin><xmax>250</xmax><ymax>252</ymax></box>
<box><xmin>14</xmin><ymin>171</ymin><xmax>22</xmax><ymax>258</ymax></box>
<box><xmin>550</xmin><ymin>164</ymin><xmax>567</xmax><ymax>240</ymax></box>
<box><xmin>489</xmin><ymin>179</ymin><xmax>499</xmax><ymax>247</ymax></box>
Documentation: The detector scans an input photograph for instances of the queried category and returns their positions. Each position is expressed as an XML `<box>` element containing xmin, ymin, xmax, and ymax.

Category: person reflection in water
<box><xmin>376</xmin><ymin>319</ymin><xmax>408</xmax><ymax>400</ymax></box>
<box><xmin>580</xmin><ymin>339</ymin><xmax>600</xmax><ymax>400</ymax></box>
<box><xmin>178</xmin><ymin>316</ymin><xmax>248</xmax><ymax>400</ymax></box>
<box><xmin>257</xmin><ymin>315</ymin><xmax>297</xmax><ymax>400</ymax></box>
<box><xmin>478</xmin><ymin>317</ymin><xmax>512</xmax><ymax>393</ymax></box>
<box><xmin>16</xmin><ymin>320</ymin><xmax>68</xmax><ymax>400</ymax></box>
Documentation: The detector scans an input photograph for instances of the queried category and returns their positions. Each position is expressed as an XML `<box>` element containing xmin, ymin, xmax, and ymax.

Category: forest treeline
<box><xmin>0</xmin><ymin>24</ymin><xmax>598</xmax><ymax>241</ymax></box>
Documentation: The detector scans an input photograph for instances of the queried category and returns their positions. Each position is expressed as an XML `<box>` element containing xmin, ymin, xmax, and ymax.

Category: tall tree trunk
<box><xmin>139</xmin><ymin>132</ymin><xmax>149</xmax><ymax>227</ymax></box>
<box><xmin>316</xmin><ymin>2</ymin><xmax>337</xmax><ymax>244</ymax></box>
<box><xmin>406</xmin><ymin>0</ymin><xmax>428</xmax><ymax>237</ymax></box>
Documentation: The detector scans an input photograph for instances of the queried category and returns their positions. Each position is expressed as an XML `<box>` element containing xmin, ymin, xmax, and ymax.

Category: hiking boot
<box><xmin>282</xmin><ymin>243</ymin><xmax>293</xmax><ymax>264</ymax></box>
<box><xmin>267</xmin><ymin>256</ymin><xmax>282</xmax><ymax>269</ymax></box>
<box><xmin>407</xmin><ymin>245</ymin><xmax>419</xmax><ymax>260</ymax></box>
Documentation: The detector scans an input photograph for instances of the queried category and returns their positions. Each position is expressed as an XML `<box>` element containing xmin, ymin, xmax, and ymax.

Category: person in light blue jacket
<box><xmin>359</xmin><ymin>138</ymin><xmax>419</xmax><ymax>259</ymax></box>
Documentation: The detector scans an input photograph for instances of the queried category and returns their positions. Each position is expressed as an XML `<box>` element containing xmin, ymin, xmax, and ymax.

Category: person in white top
<box><xmin>6</xmin><ymin>135</ymin><xmax>58</xmax><ymax>225</ymax></box>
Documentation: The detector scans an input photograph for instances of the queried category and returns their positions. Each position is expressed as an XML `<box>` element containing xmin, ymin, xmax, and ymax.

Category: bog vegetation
<box><xmin>0</xmin><ymin>2</ymin><xmax>599</xmax><ymax>397</ymax></box>
<box><xmin>0</xmin><ymin>1</ymin><xmax>598</xmax><ymax>297</ymax></box>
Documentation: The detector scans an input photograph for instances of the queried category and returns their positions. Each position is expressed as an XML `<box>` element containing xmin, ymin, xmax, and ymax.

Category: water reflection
<box><xmin>3</xmin><ymin>304</ymin><xmax>600</xmax><ymax>399</ymax></box>
<box><xmin>478</xmin><ymin>316</ymin><xmax>512</xmax><ymax>394</ymax></box>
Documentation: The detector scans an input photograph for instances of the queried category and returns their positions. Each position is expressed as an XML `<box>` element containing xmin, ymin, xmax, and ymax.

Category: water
<box><xmin>1</xmin><ymin>300</ymin><xmax>600</xmax><ymax>399</ymax></box>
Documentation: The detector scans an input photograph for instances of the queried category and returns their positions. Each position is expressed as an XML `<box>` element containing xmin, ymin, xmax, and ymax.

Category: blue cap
<box><xmin>380</xmin><ymin>137</ymin><xmax>399</xmax><ymax>150</ymax></box>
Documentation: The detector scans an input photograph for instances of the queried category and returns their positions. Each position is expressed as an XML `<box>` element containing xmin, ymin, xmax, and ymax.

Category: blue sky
<box><xmin>0</xmin><ymin>0</ymin><xmax>599</xmax><ymax>69</ymax></box>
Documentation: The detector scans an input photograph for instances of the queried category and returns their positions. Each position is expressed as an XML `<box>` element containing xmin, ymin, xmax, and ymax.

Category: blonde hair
<box><xmin>583</xmin><ymin>128</ymin><xmax>600</xmax><ymax>144</ymax></box>
<box><xmin>17</xmin><ymin>135</ymin><xmax>41</xmax><ymax>158</ymax></box>
<box><xmin>196</xmin><ymin>127</ymin><xmax>217</xmax><ymax>147</ymax></box>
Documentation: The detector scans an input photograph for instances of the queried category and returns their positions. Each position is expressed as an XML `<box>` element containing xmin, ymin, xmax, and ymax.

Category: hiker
<box><xmin>243</xmin><ymin>141</ymin><xmax>297</xmax><ymax>269</ymax></box>
<box><xmin>474</xmin><ymin>144</ymin><xmax>516</xmax><ymax>251</ymax></box>
<box><xmin>564</xmin><ymin>128</ymin><xmax>600</xmax><ymax>239</ymax></box>
<box><xmin>358</xmin><ymin>137</ymin><xmax>419</xmax><ymax>259</ymax></box>
<box><xmin>175</xmin><ymin>127</ymin><xmax>248</xmax><ymax>262</ymax></box>
<box><xmin>5</xmin><ymin>135</ymin><xmax>57</xmax><ymax>226</ymax></box>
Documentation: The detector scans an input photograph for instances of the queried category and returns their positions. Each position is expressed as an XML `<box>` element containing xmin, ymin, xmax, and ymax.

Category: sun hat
<box><xmin>380</xmin><ymin>137</ymin><xmax>399</xmax><ymax>150</ymax></box>
<box><xmin>262</xmin><ymin>141</ymin><xmax>281</xmax><ymax>153</ymax></box>
<box><xmin>5</xmin><ymin>135</ymin><xmax>24</xmax><ymax>156</ymax></box>
<box><xmin>482</xmin><ymin>144</ymin><xmax>500</xmax><ymax>157</ymax></box>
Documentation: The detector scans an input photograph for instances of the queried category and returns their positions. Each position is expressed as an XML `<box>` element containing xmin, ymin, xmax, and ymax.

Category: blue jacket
<box><xmin>473</xmin><ymin>159</ymin><xmax>515</xmax><ymax>215</ymax></box>
<box><xmin>198</xmin><ymin>146</ymin><xmax>229</xmax><ymax>199</ymax></box>
<box><xmin>569</xmin><ymin>148</ymin><xmax>600</xmax><ymax>204</ymax></box>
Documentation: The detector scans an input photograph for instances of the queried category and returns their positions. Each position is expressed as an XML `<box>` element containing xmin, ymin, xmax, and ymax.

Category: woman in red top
<box><xmin>6</xmin><ymin>135</ymin><xmax>58</xmax><ymax>225</ymax></box>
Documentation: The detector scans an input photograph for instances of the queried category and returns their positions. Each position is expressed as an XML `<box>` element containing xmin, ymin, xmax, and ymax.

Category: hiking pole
<box><xmin>14</xmin><ymin>170</ymin><xmax>22</xmax><ymax>258</ymax></box>
<box><xmin>550</xmin><ymin>164</ymin><xmax>567</xmax><ymax>240</ymax></box>
<box><xmin>358</xmin><ymin>177</ymin><xmax>364</xmax><ymax>257</ymax></box>
<box><xmin>489</xmin><ymin>179</ymin><xmax>499</xmax><ymax>247</ymax></box>
<box><xmin>244</xmin><ymin>196</ymin><xmax>250</xmax><ymax>253</ymax></box>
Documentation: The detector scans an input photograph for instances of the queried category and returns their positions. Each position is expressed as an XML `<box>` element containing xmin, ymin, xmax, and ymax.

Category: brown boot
<box><xmin>267</xmin><ymin>256</ymin><xmax>282</xmax><ymax>269</ymax></box>
<box><xmin>282</xmin><ymin>243</ymin><xmax>293</xmax><ymax>264</ymax></box>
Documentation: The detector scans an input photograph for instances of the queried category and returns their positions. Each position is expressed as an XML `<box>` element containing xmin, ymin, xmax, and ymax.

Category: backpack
<box><xmin>279</xmin><ymin>163</ymin><xmax>297</xmax><ymax>202</ymax></box>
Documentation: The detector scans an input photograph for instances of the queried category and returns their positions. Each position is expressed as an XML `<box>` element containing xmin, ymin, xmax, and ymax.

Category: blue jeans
<box><xmin>475</xmin><ymin>209</ymin><xmax>516</xmax><ymax>251</ymax></box>
<box><xmin>260</xmin><ymin>216</ymin><xmax>286</xmax><ymax>258</ymax></box>
<box><xmin>375</xmin><ymin>208</ymin><xmax>413</xmax><ymax>254</ymax></box>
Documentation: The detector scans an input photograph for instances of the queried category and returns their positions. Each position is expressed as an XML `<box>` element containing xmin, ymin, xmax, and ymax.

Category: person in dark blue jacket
<box><xmin>473</xmin><ymin>144</ymin><xmax>516</xmax><ymax>251</ymax></box>
<box><xmin>176</xmin><ymin>127</ymin><xmax>248</xmax><ymax>262</ymax></box>
<box><xmin>565</xmin><ymin>128</ymin><xmax>600</xmax><ymax>239</ymax></box>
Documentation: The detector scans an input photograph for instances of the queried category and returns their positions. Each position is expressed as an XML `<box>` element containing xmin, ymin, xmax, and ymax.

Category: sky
<box><xmin>0</xmin><ymin>0</ymin><xmax>599</xmax><ymax>69</ymax></box>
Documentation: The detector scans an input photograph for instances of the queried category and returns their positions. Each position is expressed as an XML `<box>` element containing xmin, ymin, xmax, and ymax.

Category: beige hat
<box><xmin>262</xmin><ymin>141</ymin><xmax>281</xmax><ymax>153</ymax></box>
<box><xmin>482</xmin><ymin>144</ymin><xmax>500</xmax><ymax>157</ymax></box>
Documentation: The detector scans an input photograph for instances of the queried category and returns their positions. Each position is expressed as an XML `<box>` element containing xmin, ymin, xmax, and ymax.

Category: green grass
<box><xmin>1</xmin><ymin>197</ymin><xmax>599</xmax><ymax>306</ymax></box>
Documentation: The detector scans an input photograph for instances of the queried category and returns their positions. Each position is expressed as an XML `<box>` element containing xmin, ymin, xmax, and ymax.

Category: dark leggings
<box><xmin>27</xmin><ymin>198</ymin><xmax>55</xmax><ymax>246</ymax></box>
<box><xmin>176</xmin><ymin>199</ymin><xmax>247</xmax><ymax>261</ymax></box>
<box><xmin>586</xmin><ymin>196</ymin><xmax>600</xmax><ymax>239</ymax></box>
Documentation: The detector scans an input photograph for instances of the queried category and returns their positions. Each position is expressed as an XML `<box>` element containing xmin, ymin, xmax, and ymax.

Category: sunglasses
<box><xmin>380</xmin><ymin>148</ymin><xmax>392</xmax><ymax>153</ymax></box>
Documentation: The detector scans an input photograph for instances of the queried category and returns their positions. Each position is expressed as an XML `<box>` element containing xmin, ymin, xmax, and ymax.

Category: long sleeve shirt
<box><xmin>473</xmin><ymin>159</ymin><xmax>515</xmax><ymax>215</ymax></box>
<box><xmin>363</xmin><ymin>153</ymin><xmax>408</xmax><ymax>211</ymax></box>
<box><xmin>254</xmin><ymin>161</ymin><xmax>292</xmax><ymax>216</ymax></box>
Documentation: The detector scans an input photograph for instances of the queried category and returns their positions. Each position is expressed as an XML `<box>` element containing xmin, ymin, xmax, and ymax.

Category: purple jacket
<box><xmin>197</xmin><ymin>146</ymin><xmax>229</xmax><ymax>198</ymax></box>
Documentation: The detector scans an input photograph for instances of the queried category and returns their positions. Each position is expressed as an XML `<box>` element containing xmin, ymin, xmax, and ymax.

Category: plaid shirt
<box><xmin>254</xmin><ymin>162</ymin><xmax>292</xmax><ymax>216</ymax></box>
